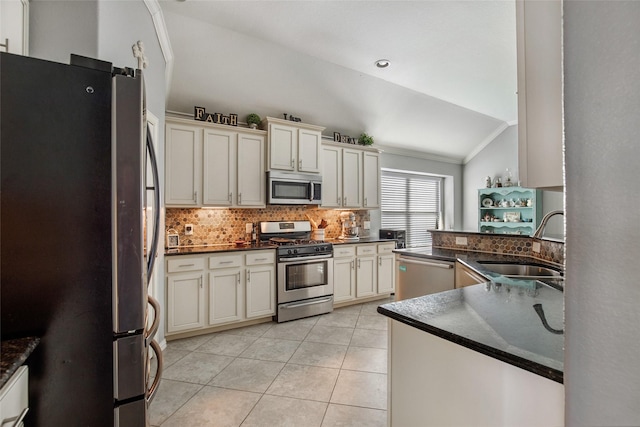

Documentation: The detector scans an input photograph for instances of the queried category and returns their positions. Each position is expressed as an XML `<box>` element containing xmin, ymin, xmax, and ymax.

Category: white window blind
<box><xmin>381</xmin><ymin>170</ymin><xmax>442</xmax><ymax>247</ymax></box>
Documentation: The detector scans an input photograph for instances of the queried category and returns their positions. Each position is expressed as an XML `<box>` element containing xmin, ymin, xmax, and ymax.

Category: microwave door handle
<box><xmin>309</xmin><ymin>181</ymin><xmax>314</xmax><ymax>201</ymax></box>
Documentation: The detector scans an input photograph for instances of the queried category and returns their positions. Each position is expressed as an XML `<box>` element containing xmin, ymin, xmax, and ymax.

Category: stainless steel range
<box><xmin>258</xmin><ymin>221</ymin><xmax>334</xmax><ymax>322</ymax></box>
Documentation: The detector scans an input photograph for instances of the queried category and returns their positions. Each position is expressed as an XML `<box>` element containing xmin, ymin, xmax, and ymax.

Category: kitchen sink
<box><xmin>477</xmin><ymin>262</ymin><xmax>562</xmax><ymax>278</ymax></box>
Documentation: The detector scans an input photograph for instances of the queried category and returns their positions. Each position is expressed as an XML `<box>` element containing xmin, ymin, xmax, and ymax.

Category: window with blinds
<box><xmin>381</xmin><ymin>169</ymin><xmax>442</xmax><ymax>247</ymax></box>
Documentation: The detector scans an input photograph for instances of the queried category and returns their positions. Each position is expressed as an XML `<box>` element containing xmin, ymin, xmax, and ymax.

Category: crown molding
<box><xmin>144</xmin><ymin>0</ymin><xmax>174</xmax><ymax>100</ymax></box>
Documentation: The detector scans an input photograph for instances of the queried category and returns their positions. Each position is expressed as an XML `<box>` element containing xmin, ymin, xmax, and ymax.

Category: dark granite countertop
<box><xmin>165</xmin><ymin>237</ymin><xmax>397</xmax><ymax>256</ymax></box>
<box><xmin>378</xmin><ymin>276</ymin><xmax>564</xmax><ymax>383</ymax></box>
<box><xmin>1</xmin><ymin>336</ymin><xmax>40</xmax><ymax>389</ymax></box>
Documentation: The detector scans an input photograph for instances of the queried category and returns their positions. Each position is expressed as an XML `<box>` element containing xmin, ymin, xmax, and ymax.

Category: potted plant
<box><xmin>359</xmin><ymin>132</ymin><xmax>374</xmax><ymax>146</ymax></box>
<box><xmin>246</xmin><ymin>113</ymin><xmax>261</xmax><ymax>129</ymax></box>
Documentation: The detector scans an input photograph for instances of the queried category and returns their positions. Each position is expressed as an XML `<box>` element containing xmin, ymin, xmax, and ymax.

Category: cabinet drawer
<box><xmin>356</xmin><ymin>244</ymin><xmax>377</xmax><ymax>256</ymax></box>
<box><xmin>377</xmin><ymin>243</ymin><xmax>396</xmax><ymax>254</ymax></box>
<box><xmin>167</xmin><ymin>257</ymin><xmax>204</xmax><ymax>273</ymax></box>
<box><xmin>334</xmin><ymin>245</ymin><xmax>356</xmax><ymax>258</ymax></box>
<box><xmin>0</xmin><ymin>365</ymin><xmax>28</xmax><ymax>427</ymax></box>
<box><xmin>246</xmin><ymin>251</ymin><xmax>275</xmax><ymax>266</ymax></box>
<box><xmin>209</xmin><ymin>254</ymin><xmax>243</xmax><ymax>269</ymax></box>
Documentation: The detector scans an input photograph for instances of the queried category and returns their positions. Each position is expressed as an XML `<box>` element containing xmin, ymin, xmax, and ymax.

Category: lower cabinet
<box><xmin>455</xmin><ymin>261</ymin><xmax>489</xmax><ymax>288</ymax></box>
<box><xmin>209</xmin><ymin>267</ymin><xmax>243</xmax><ymax>325</ymax></box>
<box><xmin>333</xmin><ymin>242</ymin><xmax>396</xmax><ymax>304</ymax></box>
<box><xmin>166</xmin><ymin>250</ymin><xmax>275</xmax><ymax>335</ymax></box>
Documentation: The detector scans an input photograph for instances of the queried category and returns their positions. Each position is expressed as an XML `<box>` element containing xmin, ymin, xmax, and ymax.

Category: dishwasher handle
<box><xmin>398</xmin><ymin>256</ymin><xmax>453</xmax><ymax>269</ymax></box>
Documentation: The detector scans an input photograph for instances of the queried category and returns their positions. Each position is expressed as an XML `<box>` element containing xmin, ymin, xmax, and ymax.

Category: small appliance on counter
<box><xmin>379</xmin><ymin>229</ymin><xmax>406</xmax><ymax>248</ymax></box>
<box><xmin>339</xmin><ymin>212</ymin><xmax>359</xmax><ymax>241</ymax></box>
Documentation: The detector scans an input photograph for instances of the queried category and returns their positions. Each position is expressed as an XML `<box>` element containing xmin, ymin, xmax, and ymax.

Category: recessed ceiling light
<box><xmin>375</xmin><ymin>59</ymin><xmax>390</xmax><ymax>68</ymax></box>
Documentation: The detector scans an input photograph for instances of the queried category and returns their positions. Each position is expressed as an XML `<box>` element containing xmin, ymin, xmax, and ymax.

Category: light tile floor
<box><xmin>150</xmin><ymin>298</ymin><xmax>392</xmax><ymax>427</ymax></box>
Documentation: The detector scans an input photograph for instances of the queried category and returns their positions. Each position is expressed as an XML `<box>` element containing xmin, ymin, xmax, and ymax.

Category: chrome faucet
<box><xmin>533</xmin><ymin>210</ymin><xmax>564</xmax><ymax>239</ymax></box>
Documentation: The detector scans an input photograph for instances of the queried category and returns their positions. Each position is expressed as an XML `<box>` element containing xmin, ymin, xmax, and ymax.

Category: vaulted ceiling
<box><xmin>159</xmin><ymin>0</ymin><xmax>517</xmax><ymax>163</ymax></box>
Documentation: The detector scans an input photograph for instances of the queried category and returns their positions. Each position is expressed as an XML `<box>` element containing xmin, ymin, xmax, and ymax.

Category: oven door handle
<box><xmin>279</xmin><ymin>254</ymin><xmax>333</xmax><ymax>263</ymax></box>
<box><xmin>280</xmin><ymin>296</ymin><xmax>333</xmax><ymax>309</ymax></box>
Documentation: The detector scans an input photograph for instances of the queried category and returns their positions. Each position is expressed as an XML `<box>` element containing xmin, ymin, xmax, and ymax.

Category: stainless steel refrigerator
<box><xmin>0</xmin><ymin>52</ymin><xmax>162</xmax><ymax>426</ymax></box>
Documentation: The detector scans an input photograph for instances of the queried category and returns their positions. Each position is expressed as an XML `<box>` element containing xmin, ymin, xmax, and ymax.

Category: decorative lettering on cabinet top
<box><xmin>194</xmin><ymin>106</ymin><xmax>238</xmax><ymax>126</ymax></box>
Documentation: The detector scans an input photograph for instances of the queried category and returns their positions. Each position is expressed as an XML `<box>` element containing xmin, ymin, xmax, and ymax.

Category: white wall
<box><xmin>564</xmin><ymin>1</ymin><xmax>640</xmax><ymax>424</ymax></box>
<box><xmin>462</xmin><ymin>125</ymin><xmax>563</xmax><ymax>236</ymax></box>
<box><xmin>462</xmin><ymin>125</ymin><xmax>519</xmax><ymax>230</ymax></box>
<box><xmin>29</xmin><ymin>0</ymin><xmax>168</xmax><ymax>345</ymax></box>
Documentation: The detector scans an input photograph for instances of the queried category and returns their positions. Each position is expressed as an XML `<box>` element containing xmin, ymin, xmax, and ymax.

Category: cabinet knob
<box><xmin>364</xmin><ymin>197</ymin><xmax>368</xmax><ymax>207</ymax></box>
<box><xmin>238</xmin><ymin>193</ymin><xmax>242</xmax><ymax>204</ymax></box>
<box><xmin>298</xmin><ymin>159</ymin><xmax>302</xmax><ymax>169</ymax></box>
<box><xmin>194</xmin><ymin>191</ymin><xmax>198</xmax><ymax>202</ymax></box>
<box><xmin>228</xmin><ymin>192</ymin><xmax>232</xmax><ymax>202</ymax></box>
<box><xmin>247</xmin><ymin>269</ymin><xmax>250</xmax><ymax>282</ymax></box>
<box><xmin>291</xmin><ymin>159</ymin><xmax>295</xmax><ymax>168</ymax></box>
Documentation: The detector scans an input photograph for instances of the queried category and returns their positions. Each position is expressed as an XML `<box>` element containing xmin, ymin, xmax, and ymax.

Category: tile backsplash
<box><xmin>165</xmin><ymin>207</ymin><xmax>370</xmax><ymax>247</ymax></box>
<box><xmin>431</xmin><ymin>230</ymin><xmax>564</xmax><ymax>266</ymax></box>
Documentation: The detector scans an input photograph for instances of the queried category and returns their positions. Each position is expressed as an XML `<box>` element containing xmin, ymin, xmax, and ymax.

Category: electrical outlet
<box><xmin>532</xmin><ymin>241</ymin><xmax>541</xmax><ymax>253</ymax></box>
<box><xmin>245</xmin><ymin>223</ymin><xmax>253</xmax><ymax>234</ymax></box>
<box><xmin>185</xmin><ymin>224</ymin><xmax>194</xmax><ymax>235</ymax></box>
<box><xmin>455</xmin><ymin>236</ymin><xmax>468</xmax><ymax>246</ymax></box>
<box><xmin>363</xmin><ymin>221</ymin><xmax>371</xmax><ymax>230</ymax></box>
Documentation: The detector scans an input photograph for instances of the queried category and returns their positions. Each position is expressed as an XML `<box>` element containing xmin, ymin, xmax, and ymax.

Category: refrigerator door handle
<box><xmin>145</xmin><ymin>295</ymin><xmax>160</xmax><ymax>343</ymax></box>
<box><xmin>146</xmin><ymin>124</ymin><xmax>161</xmax><ymax>282</ymax></box>
<box><xmin>146</xmin><ymin>339</ymin><xmax>163</xmax><ymax>404</ymax></box>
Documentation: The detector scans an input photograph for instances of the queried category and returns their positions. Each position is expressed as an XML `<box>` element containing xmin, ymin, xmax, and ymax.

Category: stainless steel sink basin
<box><xmin>478</xmin><ymin>262</ymin><xmax>562</xmax><ymax>278</ymax></box>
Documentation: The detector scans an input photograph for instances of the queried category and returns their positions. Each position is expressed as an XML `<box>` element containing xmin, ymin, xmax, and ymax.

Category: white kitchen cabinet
<box><xmin>0</xmin><ymin>365</ymin><xmax>28</xmax><ymax>427</ymax></box>
<box><xmin>237</xmin><ymin>133</ymin><xmax>266</xmax><ymax>206</ymax></box>
<box><xmin>263</xmin><ymin>117</ymin><xmax>324</xmax><ymax>173</ymax></box>
<box><xmin>321</xmin><ymin>145</ymin><xmax>362</xmax><ymax>209</ymax></box>
<box><xmin>166</xmin><ymin>249</ymin><xmax>276</xmax><ymax>337</ymax></box>
<box><xmin>377</xmin><ymin>242</ymin><xmax>396</xmax><ymax>294</ymax></box>
<box><xmin>342</xmin><ymin>148</ymin><xmax>363</xmax><ymax>208</ymax></box>
<box><xmin>0</xmin><ymin>0</ymin><xmax>29</xmax><ymax>56</ymax></box>
<box><xmin>165</xmin><ymin>122</ymin><xmax>201</xmax><ymax>206</ymax></box>
<box><xmin>363</xmin><ymin>151</ymin><xmax>381</xmax><ymax>208</ymax></box>
<box><xmin>208</xmin><ymin>267</ymin><xmax>243</xmax><ymax>325</ymax></box>
<box><xmin>333</xmin><ymin>245</ymin><xmax>357</xmax><ymax>302</ymax></box>
<box><xmin>245</xmin><ymin>250</ymin><xmax>276</xmax><ymax>318</ymax></box>
<box><xmin>203</xmin><ymin>128</ymin><xmax>235</xmax><ymax>206</ymax></box>
<box><xmin>208</xmin><ymin>253</ymin><xmax>244</xmax><ymax>325</ymax></box>
<box><xmin>246</xmin><ymin>265</ymin><xmax>276</xmax><ymax>318</ymax></box>
<box><xmin>167</xmin><ymin>270</ymin><xmax>205</xmax><ymax>333</ymax></box>
<box><xmin>321</xmin><ymin>145</ymin><xmax>342</xmax><ymax>208</ymax></box>
<box><xmin>166</xmin><ymin>117</ymin><xmax>266</xmax><ymax>207</ymax></box>
<box><xmin>516</xmin><ymin>0</ymin><xmax>563</xmax><ymax>190</ymax></box>
<box><xmin>355</xmin><ymin>244</ymin><xmax>377</xmax><ymax>298</ymax></box>
<box><xmin>321</xmin><ymin>142</ymin><xmax>380</xmax><ymax>209</ymax></box>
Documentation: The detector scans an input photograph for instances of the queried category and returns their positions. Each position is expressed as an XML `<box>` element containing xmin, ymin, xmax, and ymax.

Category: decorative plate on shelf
<box><xmin>482</xmin><ymin>198</ymin><xmax>493</xmax><ymax>207</ymax></box>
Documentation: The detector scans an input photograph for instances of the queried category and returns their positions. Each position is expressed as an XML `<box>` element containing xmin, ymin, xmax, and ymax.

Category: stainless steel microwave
<box><xmin>267</xmin><ymin>171</ymin><xmax>322</xmax><ymax>205</ymax></box>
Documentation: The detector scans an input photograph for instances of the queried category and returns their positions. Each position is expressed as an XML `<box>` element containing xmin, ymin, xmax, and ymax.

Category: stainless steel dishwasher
<box><xmin>396</xmin><ymin>255</ymin><xmax>455</xmax><ymax>300</ymax></box>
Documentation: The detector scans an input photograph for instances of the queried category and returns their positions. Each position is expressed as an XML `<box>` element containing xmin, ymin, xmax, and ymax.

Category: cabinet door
<box><xmin>321</xmin><ymin>145</ymin><xmax>342</xmax><ymax>208</ymax></box>
<box><xmin>203</xmin><ymin>129</ymin><xmax>235</xmax><ymax>206</ymax></box>
<box><xmin>209</xmin><ymin>268</ymin><xmax>243</xmax><ymax>325</ymax></box>
<box><xmin>298</xmin><ymin>129</ymin><xmax>321</xmax><ymax>173</ymax></box>
<box><xmin>356</xmin><ymin>256</ymin><xmax>376</xmax><ymax>297</ymax></box>
<box><xmin>0</xmin><ymin>0</ymin><xmax>28</xmax><ymax>55</ymax></box>
<box><xmin>246</xmin><ymin>265</ymin><xmax>276</xmax><ymax>318</ymax></box>
<box><xmin>167</xmin><ymin>272</ymin><xmax>205</xmax><ymax>333</ymax></box>
<box><xmin>269</xmin><ymin>123</ymin><xmax>296</xmax><ymax>171</ymax></box>
<box><xmin>333</xmin><ymin>257</ymin><xmax>356</xmax><ymax>302</ymax></box>
<box><xmin>237</xmin><ymin>133</ymin><xmax>266</xmax><ymax>207</ymax></box>
<box><xmin>342</xmin><ymin>148</ymin><xmax>362</xmax><ymax>208</ymax></box>
<box><xmin>363</xmin><ymin>152</ymin><xmax>380</xmax><ymax>208</ymax></box>
<box><xmin>516</xmin><ymin>0</ymin><xmax>563</xmax><ymax>189</ymax></box>
<box><xmin>377</xmin><ymin>254</ymin><xmax>395</xmax><ymax>294</ymax></box>
<box><xmin>165</xmin><ymin>123</ymin><xmax>201</xmax><ymax>205</ymax></box>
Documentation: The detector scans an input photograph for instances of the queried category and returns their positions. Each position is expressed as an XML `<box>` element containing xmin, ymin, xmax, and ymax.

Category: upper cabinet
<box><xmin>165</xmin><ymin>117</ymin><xmax>266</xmax><ymax>208</ymax></box>
<box><xmin>262</xmin><ymin>117</ymin><xmax>325</xmax><ymax>173</ymax></box>
<box><xmin>321</xmin><ymin>141</ymin><xmax>380</xmax><ymax>209</ymax></box>
<box><xmin>516</xmin><ymin>0</ymin><xmax>563</xmax><ymax>190</ymax></box>
<box><xmin>0</xmin><ymin>0</ymin><xmax>29</xmax><ymax>55</ymax></box>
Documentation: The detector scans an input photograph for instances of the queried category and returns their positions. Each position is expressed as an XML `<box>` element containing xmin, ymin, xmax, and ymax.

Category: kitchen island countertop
<box><xmin>378</xmin><ymin>275</ymin><xmax>564</xmax><ymax>383</ymax></box>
